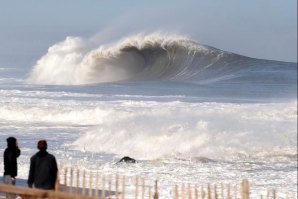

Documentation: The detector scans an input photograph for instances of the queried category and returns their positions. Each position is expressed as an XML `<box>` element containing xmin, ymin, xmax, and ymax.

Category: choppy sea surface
<box><xmin>0</xmin><ymin>33</ymin><xmax>297</xmax><ymax>198</ymax></box>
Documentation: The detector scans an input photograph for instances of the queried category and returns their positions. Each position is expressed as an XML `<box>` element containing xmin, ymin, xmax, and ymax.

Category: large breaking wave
<box><xmin>27</xmin><ymin>33</ymin><xmax>297</xmax><ymax>85</ymax></box>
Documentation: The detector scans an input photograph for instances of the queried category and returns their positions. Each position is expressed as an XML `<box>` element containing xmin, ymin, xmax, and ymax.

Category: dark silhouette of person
<box><xmin>3</xmin><ymin>137</ymin><xmax>21</xmax><ymax>185</ymax></box>
<box><xmin>28</xmin><ymin>140</ymin><xmax>58</xmax><ymax>190</ymax></box>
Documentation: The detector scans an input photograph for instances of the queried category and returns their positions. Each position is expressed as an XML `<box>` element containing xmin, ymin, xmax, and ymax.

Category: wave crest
<box><xmin>27</xmin><ymin>33</ymin><xmax>231</xmax><ymax>85</ymax></box>
<box><xmin>27</xmin><ymin>33</ymin><xmax>296</xmax><ymax>85</ymax></box>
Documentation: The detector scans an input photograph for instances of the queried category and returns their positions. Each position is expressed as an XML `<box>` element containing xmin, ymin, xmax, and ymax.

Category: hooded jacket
<box><xmin>27</xmin><ymin>150</ymin><xmax>58</xmax><ymax>190</ymax></box>
<box><xmin>4</xmin><ymin>137</ymin><xmax>21</xmax><ymax>177</ymax></box>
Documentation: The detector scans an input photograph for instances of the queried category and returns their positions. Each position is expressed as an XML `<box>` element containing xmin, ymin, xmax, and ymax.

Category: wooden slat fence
<box><xmin>0</xmin><ymin>166</ymin><xmax>296</xmax><ymax>199</ymax></box>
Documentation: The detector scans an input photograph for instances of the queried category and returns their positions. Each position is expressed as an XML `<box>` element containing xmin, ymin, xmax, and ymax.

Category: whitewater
<box><xmin>0</xmin><ymin>33</ymin><xmax>297</xmax><ymax>198</ymax></box>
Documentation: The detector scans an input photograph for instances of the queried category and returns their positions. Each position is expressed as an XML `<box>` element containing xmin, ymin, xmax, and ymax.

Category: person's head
<box><xmin>37</xmin><ymin>140</ymin><xmax>47</xmax><ymax>151</ymax></box>
<box><xmin>7</xmin><ymin>137</ymin><xmax>17</xmax><ymax>149</ymax></box>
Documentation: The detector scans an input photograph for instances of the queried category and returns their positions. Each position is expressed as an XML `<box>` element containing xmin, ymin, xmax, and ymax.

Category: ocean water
<box><xmin>0</xmin><ymin>33</ymin><xmax>297</xmax><ymax>198</ymax></box>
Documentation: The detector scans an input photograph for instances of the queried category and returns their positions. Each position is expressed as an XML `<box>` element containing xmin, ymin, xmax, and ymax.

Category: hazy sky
<box><xmin>0</xmin><ymin>0</ymin><xmax>297</xmax><ymax>67</ymax></box>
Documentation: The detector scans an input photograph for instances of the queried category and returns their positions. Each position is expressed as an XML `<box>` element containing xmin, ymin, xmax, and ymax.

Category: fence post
<box><xmin>116</xmin><ymin>174</ymin><xmax>119</xmax><ymax>199</ymax></box>
<box><xmin>82</xmin><ymin>170</ymin><xmax>86</xmax><ymax>195</ymax></box>
<box><xmin>96</xmin><ymin>172</ymin><xmax>99</xmax><ymax>197</ymax></box>
<box><xmin>122</xmin><ymin>176</ymin><xmax>126</xmax><ymax>199</ymax></box>
<box><xmin>220</xmin><ymin>183</ymin><xmax>224</xmax><ymax>199</ymax></box>
<box><xmin>273</xmin><ymin>190</ymin><xmax>276</xmax><ymax>199</ymax></box>
<box><xmin>108</xmin><ymin>175</ymin><xmax>112</xmax><ymax>199</ymax></box>
<box><xmin>214</xmin><ymin>184</ymin><xmax>218</xmax><ymax>199</ymax></box>
<box><xmin>188</xmin><ymin>183</ymin><xmax>192</xmax><ymax>199</ymax></box>
<box><xmin>101</xmin><ymin>175</ymin><xmax>106</xmax><ymax>199</ymax></box>
<box><xmin>181</xmin><ymin>184</ymin><xmax>185</xmax><ymax>199</ymax></box>
<box><xmin>195</xmin><ymin>185</ymin><xmax>198</xmax><ymax>199</ymax></box>
<box><xmin>175</xmin><ymin>185</ymin><xmax>179</xmax><ymax>199</ymax></box>
<box><xmin>241</xmin><ymin>181</ymin><xmax>244</xmax><ymax>199</ymax></box>
<box><xmin>153</xmin><ymin>180</ymin><xmax>159</xmax><ymax>199</ymax></box>
<box><xmin>64</xmin><ymin>167</ymin><xmax>68</xmax><ymax>192</ymax></box>
<box><xmin>76</xmin><ymin>169</ymin><xmax>80</xmax><ymax>194</ymax></box>
<box><xmin>227</xmin><ymin>184</ymin><xmax>231</xmax><ymax>199</ymax></box>
<box><xmin>55</xmin><ymin>168</ymin><xmax>60</xmax><ymax>192</ymax></box>
<box><xmin>89</xmin><ymin>171</ymin><xmax>93</xmax><ymax>196</ymax></box>
<box><xmin>141</xmin><ymin>178</ymin><xmax>145</xmax><ymax>199</ymax></box>
<box><xmin>241</xmin><ymin>179</ymin><xmax>249</xmax><ymax>199</ymax></box>
<box><xmin>149</xmin><ymin>186</ymin><xmax>152</xmax><ymax>199</ymax></box>
<box><xmin>135</xmin><ymin>176</ymin><xmax>139</xmax><ymax>199</ymax></box>
<box><xmin>245</xmin><ymin>180</ymin><xmax>250</xmax><ymax>199</ymax></box>
<box><xmin>70</xmin><ymin>168</ymin><xmax>73</xmax><ymax>193</ymax></box>
<box><xmin>201</xmin><ymin>186</ymin><xmax>205</xmax><ymax>199</ymax></box>
<box><xmin>207</xmin><ymin>184</ymin><xmax>211</xmax><ymax>199</ymax></box>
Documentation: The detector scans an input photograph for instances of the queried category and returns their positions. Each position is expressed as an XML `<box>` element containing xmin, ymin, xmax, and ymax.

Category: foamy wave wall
<box><xmin>27</xmin><ymin>32</ymin><xmax>297</xmax><ymax>86</ymax></box>
<box><xmin>27</xmin><ymin>33</ymin><xmax>204</xmax><ymax>85</ymax></box>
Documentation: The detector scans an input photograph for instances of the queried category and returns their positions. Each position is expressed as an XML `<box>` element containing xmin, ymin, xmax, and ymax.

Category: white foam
<box><xmin>1</xmin><ymin>87</ymin><xmax>296</xmax><ymax>160</ymax></box>
<box><xmin>1</xmin><ymin>82</ymin><xmax>297</xmax><ymax>160</ymax></box>
<box><xmin>68</xmin><ymin>101</ymin><xmax>297</xmax><ymax>160</ymax></box>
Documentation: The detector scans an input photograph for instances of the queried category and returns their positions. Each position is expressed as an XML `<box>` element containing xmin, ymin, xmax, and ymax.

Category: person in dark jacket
<box><xmin>27</xmin><ymin>140</ymin><xmax>58</xmax><ymax>190</ymax></box>
<box><xmin>3</xmin><ymin>137</ymin><xmax>21</xmax><ymax>185</ymax></box>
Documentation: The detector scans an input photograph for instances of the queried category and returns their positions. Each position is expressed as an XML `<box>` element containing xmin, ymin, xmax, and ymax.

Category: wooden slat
<box><xmin>0</xmin><ymin>184</ymin><xmax>98</xmax><ymax>199</ymax></box>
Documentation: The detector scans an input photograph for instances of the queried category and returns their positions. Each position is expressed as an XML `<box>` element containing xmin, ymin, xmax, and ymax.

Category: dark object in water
<box><xmin>117</xmin><ymin>156</ymin><xmax>136</xmax><ymax>164</ymax></box>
